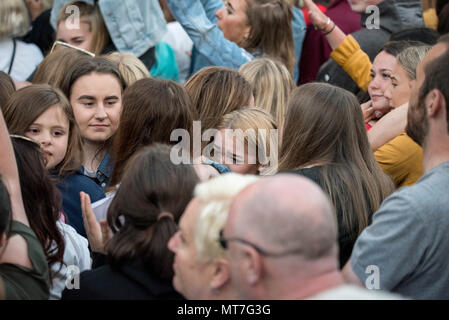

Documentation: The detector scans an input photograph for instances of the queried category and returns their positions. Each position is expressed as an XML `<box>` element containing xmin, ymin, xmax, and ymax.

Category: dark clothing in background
<box><xmin>299</xmin><ymin>0</ymin><xmax>361</xmax><ymax>85</ymax></box>
<box><xmin>21</xmin><ymin>10</ymin><xmax>55</xmax><ymax>56</ymax></box>
<box><xmin>61</xmin><ymin>257</ymin><xmax>184</xmax><ymax>300</ymax></box>
<box><xmin>290</xmin><ymin>166</ymin><xmax>363</xmax><ymax>268</ymax></box>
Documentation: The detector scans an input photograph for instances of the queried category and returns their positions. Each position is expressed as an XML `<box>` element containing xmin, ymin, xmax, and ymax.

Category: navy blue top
<box><xmin>57</xmin><ymin>153</ymin><xmax>113</xmax><ymax>238</ymax></box>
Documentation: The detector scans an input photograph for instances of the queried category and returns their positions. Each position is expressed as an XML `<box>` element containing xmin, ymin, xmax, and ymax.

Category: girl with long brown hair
<box><xmin>3</xmin><ymin>85</ymin><xmax>90</xmax><ymax>299</ymax></box>
<box><xmin>11</xmin><ymin>136</ymin><xmax>90</xmax><ymax>300</ymax></box>
<box><xmin>4</xmin><ymin>84</ymin><xmax>82</xmax><ymax>177</ymax></box>
<box><xmin>110</xmin><ymin>77</ymin><xmax>194</xmax><ymax>187</ymax></box>
<box><xmin>279</xmin><ymin>83</ymin><xmax>394</xmax><ymax>267</ymax></box>
<box><xmin>0</xmin><ymin>103</ymin><xmax>50</xmax><ymax>300</ymax></box>
<box><xmin>57</xmin><ymin>55</ymin><xmax>126</xmax><ymax>237</ymax></box>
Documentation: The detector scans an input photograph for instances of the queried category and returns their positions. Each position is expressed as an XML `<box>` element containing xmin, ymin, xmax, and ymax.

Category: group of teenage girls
<box><xmin>0</xmin><ymin>0</ymin><xmax>444</xmax><ymax>300</ymax></box>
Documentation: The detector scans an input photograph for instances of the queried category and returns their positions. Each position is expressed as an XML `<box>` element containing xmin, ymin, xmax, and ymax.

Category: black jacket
<box><xmin>61</xmin><ymin>257</ymin><xmax>184</xmax><ymax>300</ymax></box>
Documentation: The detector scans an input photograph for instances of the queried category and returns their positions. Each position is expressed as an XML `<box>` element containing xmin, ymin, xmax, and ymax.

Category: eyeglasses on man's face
<box><xmin>218</xmin><ymin>229</ymin><xmax>303</xmax><ymax>258</ymax></box>
<box><xmin>50</xmin><ymin>40</ymin><xmax>95</xmax><ymax>57</ymax></box>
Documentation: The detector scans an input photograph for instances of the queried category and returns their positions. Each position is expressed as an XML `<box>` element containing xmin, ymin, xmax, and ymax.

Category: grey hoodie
<box><xmin>316</xmin><ymin>0</ymin><xmax>424</xmax><ymax>95</ymax></box>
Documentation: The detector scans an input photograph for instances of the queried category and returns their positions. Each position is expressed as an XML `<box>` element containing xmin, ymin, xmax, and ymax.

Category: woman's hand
<box><xmin>368</xmin><ymin>102</ymin><xmax>409</xmax><ymax>151</ymax></box>
<box><xmin>303</xmin><ymin>0</ymin><xmax>330</xmax><ymax>31</ymax></box>
<box><xmin>80</xmin><ymin>192</ymin><xmax>112</xmax><ymax>254</ymax></box>
<box><xmin>361</xmin><ymin>100</ymin><xmax>375</xmax><ymax>123</ymax></box>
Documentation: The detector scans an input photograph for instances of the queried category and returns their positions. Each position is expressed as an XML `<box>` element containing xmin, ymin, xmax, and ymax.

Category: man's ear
<box><xmin>210</xmin><ymin>258</ymin><xmax>231</xmax><ymax>291</ymax></box>
<box><xmin>426</xmin><ymin>89</ymin><xmax>444</xmax><ymax>118</ymax></box>
<box><xmin>243</xmin><ymin>247</ymin><xmax>262</xmax><ymax>285</ymax></box>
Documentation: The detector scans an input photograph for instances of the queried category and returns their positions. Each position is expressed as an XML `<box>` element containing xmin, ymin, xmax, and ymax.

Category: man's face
<box><xmin>406</xmin><ymin>43</ymin><xmax>448</xmax><ymax>146</ymax></box>
<box><xmin>347</xmin><ymin>0</ymin><xmax>382</xmax><ymax>13</ymax></box>
<box><xmin>167</xmin><ymin>198</ymin><xmax>211</xmax><ymax>299</ymax></box>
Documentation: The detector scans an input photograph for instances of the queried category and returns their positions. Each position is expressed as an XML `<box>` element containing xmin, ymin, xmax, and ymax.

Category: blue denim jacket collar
<box><xmin>96</xmin><ymin>151</ymin><xmax>113</xmax><ymax>184</ymax></box>
<box><xmin>75</xmin><ymin>151</ymin><xmax>113</xmax><ymax>189</ymax></box>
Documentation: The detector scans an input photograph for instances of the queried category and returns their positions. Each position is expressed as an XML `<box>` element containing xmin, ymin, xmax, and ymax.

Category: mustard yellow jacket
<box><xmin>330</xmin><ymin>35</ymin><xmax>372</xmax><ymax>92</ymax></box>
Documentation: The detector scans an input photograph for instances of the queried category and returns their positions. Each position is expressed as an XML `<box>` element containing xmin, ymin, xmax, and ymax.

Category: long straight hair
<box><xmin>11</xmin><ymin>136</ymin><xmax>65</xmax><ymax>285</ymax></box>
<box><xmin>110</xmin><ymin>78</ymin><xmax>194</xmax><ymax>187</ymax></box>
<box><xmin>279</xmin><ymin>83</ymin><xmax>394</xmax><ymax>234</ymax></box>
<box><xmin>33</xmin><ymin>46</ymin><xmax>87</xmax><ymax>88</ymax></box>
<box><xmin>106</xmin><ymin>144</ymin><xmax>199</xmax><ymax>281</ymax></box>
<box><xmin>244</xmin><ymin>0</ymin><xmax>296</xmax><ymax>76</ymax></box>
<box><xmin>239</xmin><ymin>58</ymin><xmax>295</xmax><ymax>133</ymax></box>
<box><xmin>0</xmin><ymin>71</ymin><xmax>15</xmax><ymax>113</ymax></box>
<box><xmin>185</xmin><ymin>66</ymin><xmax>252</xmax><ymax>137</ymax></box>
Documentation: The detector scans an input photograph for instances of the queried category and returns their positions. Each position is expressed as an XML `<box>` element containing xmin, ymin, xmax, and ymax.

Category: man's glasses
<box><xmin>218</xmin><ymin>229</ymin><xmax>303</xmax><ymax>258</ymax></box>
<box><xmin>50</xmin><ymin>40</ymin><xmax>95</xmax><ymax>57</ymax></box>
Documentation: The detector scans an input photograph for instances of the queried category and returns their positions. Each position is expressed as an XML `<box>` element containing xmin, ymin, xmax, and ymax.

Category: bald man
<box><xmin>222</xmin><ymin>174</ymin><xmax>399</xmax><ymax>299</ymax></box>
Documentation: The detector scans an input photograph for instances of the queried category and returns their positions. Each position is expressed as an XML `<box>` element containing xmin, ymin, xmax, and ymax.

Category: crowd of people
<box><xmin>0</xmin><ymin>0</ymin><xmax>448</xmax><ymax>300</ymax></box>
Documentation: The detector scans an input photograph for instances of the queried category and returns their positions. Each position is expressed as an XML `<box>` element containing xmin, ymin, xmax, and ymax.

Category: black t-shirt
<box><xmin>21</xmin><ymin>10</ymin><xmax>55</xmax><ymax>56</ymax></box>
<box><xmin>288</xmin><ymin>166</ymin><xmax>361</xmax><ymax>268</ymax></box>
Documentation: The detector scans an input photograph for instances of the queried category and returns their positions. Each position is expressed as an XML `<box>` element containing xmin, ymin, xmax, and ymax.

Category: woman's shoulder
<box><xmin>62</xmin><ymin>260</ymin><xmax>182</xmax><ymax>300</ymax></box>
<box><xmin>288</xmin><ymin>166</ymin><xmax>324</xmax><ymax>180</ymax></box>
<box><xmin>57</xmin><ymin>169</ymin><xmax>105</xmax><ymax>197</ymax></box>
<box><xmin>0</xmin><ymin>231</ymin><xmax>32</xmax><ymax>269</ymax></box>
<box><xmin>0</xmin><ymin>221</ymin><xmax>50</xmax><ymax>299</ymax></box>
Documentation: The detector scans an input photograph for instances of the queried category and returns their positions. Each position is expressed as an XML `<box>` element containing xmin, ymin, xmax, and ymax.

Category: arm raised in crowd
<box><xmin>198</xmin><ymin>0</ymin><xmax>223</xmax><ymax>23</ymax></box>
<box><xmin>304</xmin><ymin>0</ymin><xmax>372</xmax><ymax>91</ymax></box>
<box><xmin>165</xmin><ymin>0</ymin><xmax>253</xmax><ymax>69</ymax></box>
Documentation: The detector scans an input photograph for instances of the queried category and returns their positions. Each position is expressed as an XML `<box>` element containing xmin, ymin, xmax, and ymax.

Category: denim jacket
<box><xmin>56</xmin><ymin>152</ymin><xmax>113</xmax><ymax>238</ymax></box>
<box><xmin>50</xmin><ymin>0</ymin><xmax>167</xmax><ymax>57</ymax></box>
<box><xmin>169</xmin><ymin>0</ymin><xmax>306</xmax><ymax>82</ymax></box>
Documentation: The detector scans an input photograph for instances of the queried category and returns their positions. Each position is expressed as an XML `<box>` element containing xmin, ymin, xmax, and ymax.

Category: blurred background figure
<box><xmin>0</xmin><ymin>0</ymin><xmax>44</xmax><ymax>81</ymax></box>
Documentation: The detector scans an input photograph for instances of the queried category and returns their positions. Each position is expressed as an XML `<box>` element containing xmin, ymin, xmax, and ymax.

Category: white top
<box><xmin>0</xmin><ymin>38</ymin><xmax>43</xmax><ymax>82</ymax></box>
<box><xmin>308</xmin><ymin>285</ymin><xmax>405</xmax><ymax>300</ymax></box>
<box><xmin>49</xmin><ymin>221</ymin><xmax>91</xmax><ymax>300</ymax></box>
<box><xmin>92</xmin><ymin>191</ymin><xmax>116</xmax><ymax>222</ymax></box>
<box><xmin>161</xmin><ymin>22</ymin><xmax>193</xmax><ymax>83</ymax></box>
